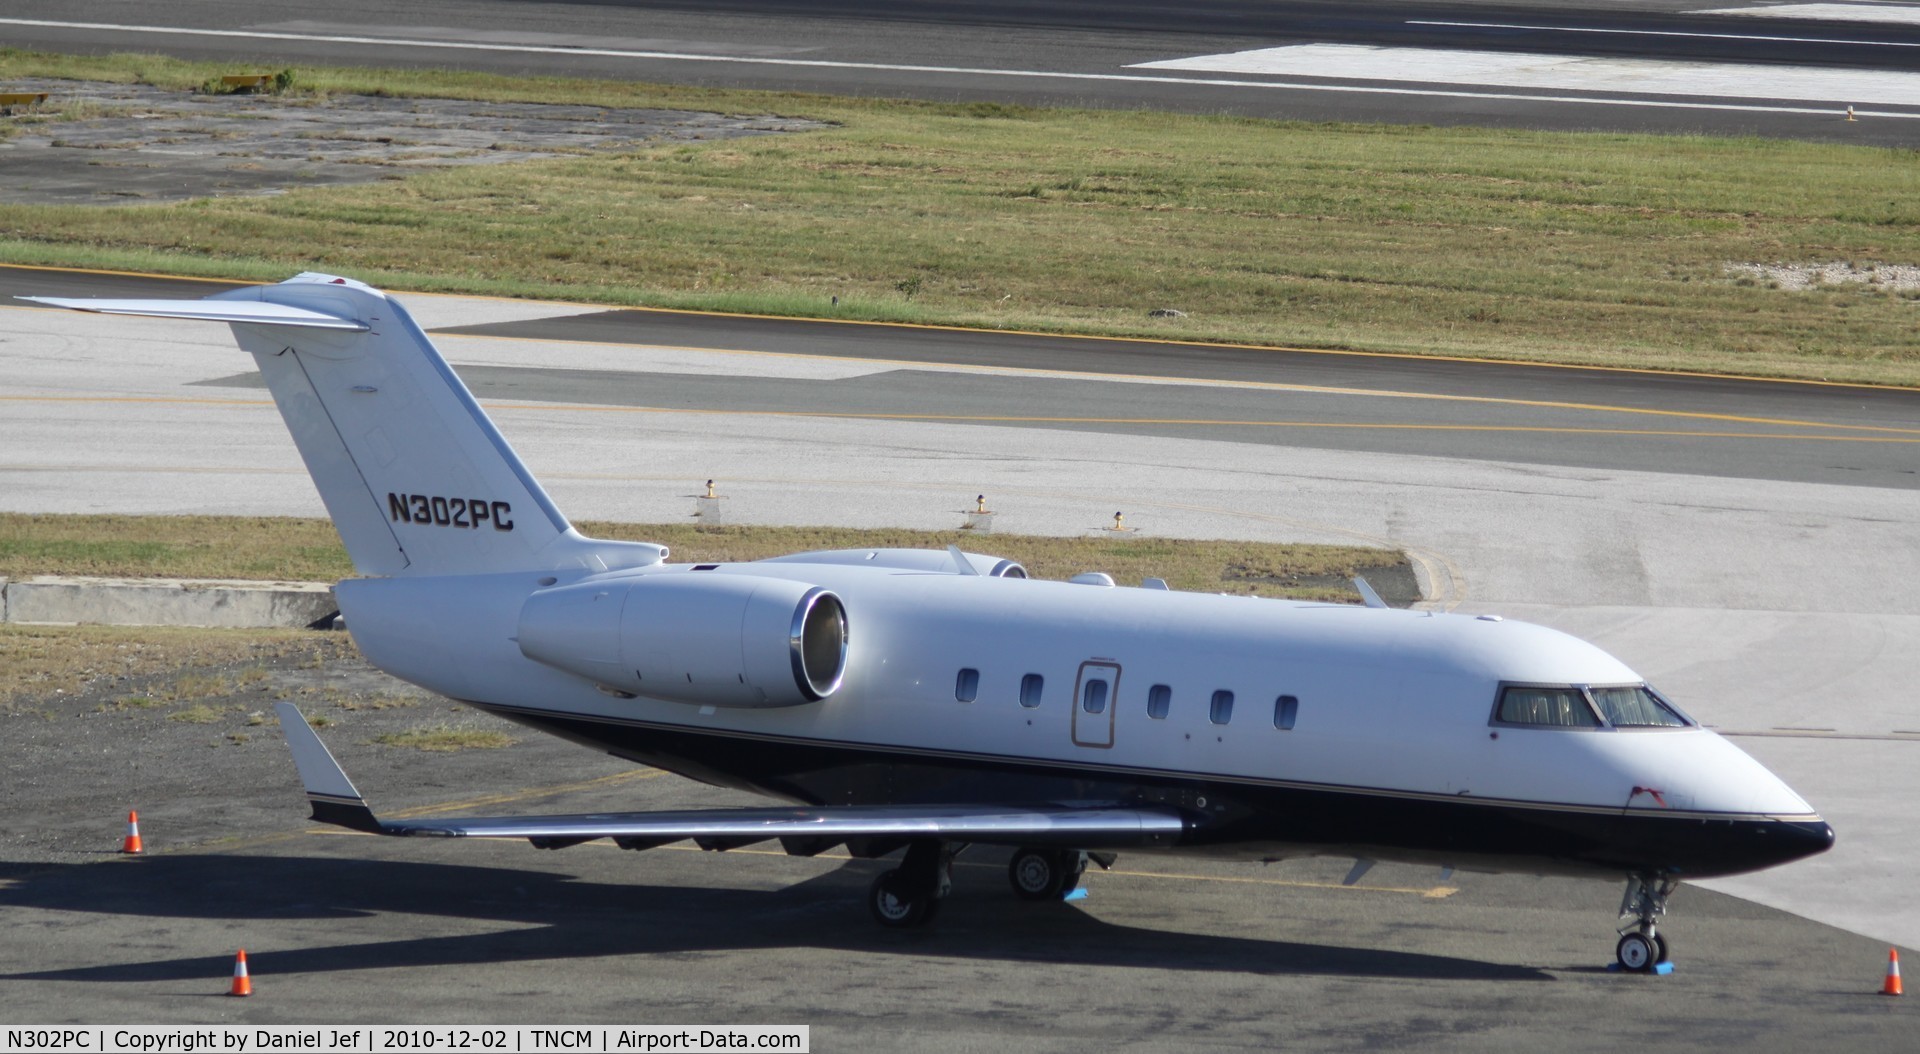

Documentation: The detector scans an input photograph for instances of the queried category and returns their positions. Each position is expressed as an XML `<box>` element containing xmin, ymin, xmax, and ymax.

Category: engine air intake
<box><xmin>517</xmin><ymin>572</ymin><xmax>849</xmax><ymax>708</ymax></box>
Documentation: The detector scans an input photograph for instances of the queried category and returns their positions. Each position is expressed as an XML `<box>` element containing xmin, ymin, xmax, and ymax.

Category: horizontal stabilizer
<box><xmin>18</xmin><ymin>296</ymin><xmax>370</xmax><ymax>331</ymax></box>
<box><xmin>29</xmin><ymin>272</ymin><xmax>603</xmax><ymax>577</ymax></box>
<box><xmin>275</xmin><ymin>705</ymin><xmax>1189</xmax><ymax>849</ymax></box>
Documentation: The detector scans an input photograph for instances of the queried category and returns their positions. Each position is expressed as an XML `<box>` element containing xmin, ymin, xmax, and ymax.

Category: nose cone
<box><xmin>1689</xmin><ymin>816</ymin><xmax>1836</xmax><ymax>878</ymax></box>
<box><xmin>1773</xmin><ymin>817</ymin><xmax>1838</xmax><ymax>866</ymax></box>
<box><xmin>1609</xmin><ymin>810</ymin><xmax>1834</xmax><ymax>879</ymax></box>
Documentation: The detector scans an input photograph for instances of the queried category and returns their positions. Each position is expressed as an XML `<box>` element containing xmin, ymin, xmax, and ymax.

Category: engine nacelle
<box><xmin>517</xmin><ymin>572</ymin><xmax>847</xmax><ymax>708</ymax></box>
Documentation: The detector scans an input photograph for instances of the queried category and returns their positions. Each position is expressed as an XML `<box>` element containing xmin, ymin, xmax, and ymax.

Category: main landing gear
<box><xmin>1008</xmin><ymin>848</ymin><xmax>1088</xmax><ymax>901</ymax></box>
<box><xmin>868</xmin><ymin>840</ymin><xmax>957</xmax><ymax>927</ymax></box>
<box><xmin>867</xmin><ymin>843</ymin><xmax>1112</xmax><ymax>926</ymax></box>
<box><xmin>1614</xmin><ymin>873</ymin><xmax>1678</xmax><ymax>972</ymax></box>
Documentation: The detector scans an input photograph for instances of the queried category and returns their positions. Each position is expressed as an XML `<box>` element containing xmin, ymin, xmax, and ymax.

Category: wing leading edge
<box><xmin>274</xmin><ymin>703</ymin><xmax>1192</xmax><ymax>854</ymax></box>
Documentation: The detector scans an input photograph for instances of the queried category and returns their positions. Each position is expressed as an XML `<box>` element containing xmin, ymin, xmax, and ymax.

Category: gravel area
<box><xmin>0</xmin><ymin>633</ymin><xmax>629</xmax><ymax>864</ymax></box>
<box><xmin>0</xmin><ymin>79</ymin><xmax>824</xmax><ymax>205</ymax></box>
<box><xmin>1725</xmin><ymin>260</ymin><xmax>1920</xmax><ymax>291</ymax></box>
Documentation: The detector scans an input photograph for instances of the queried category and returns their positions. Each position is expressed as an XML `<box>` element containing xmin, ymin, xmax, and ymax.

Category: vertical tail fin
<box><xmin>24</xmin><ymin>273</ymin><xmax>659</xmax><ymax>576</ymax></box>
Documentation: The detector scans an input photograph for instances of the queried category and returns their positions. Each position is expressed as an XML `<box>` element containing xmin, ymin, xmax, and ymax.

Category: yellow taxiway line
<box><xmin>1</xmin><ymin>393</ymin><xmax>1910</xmax><ymax>442</ymax></box>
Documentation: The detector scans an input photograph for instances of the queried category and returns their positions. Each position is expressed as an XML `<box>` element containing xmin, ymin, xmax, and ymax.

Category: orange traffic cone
<box><xmin>230</xmin><ymin>950</ymin><xmax>252</xmax><ymax>997</ymax></box>
<box><xmin>121</xmin><ymin>811</ymin><xmax>143</xmax><ymax>855</ymax></box>
<box><xmin>1884</xmin><ymin>949</ymin><xmax>1903</xmax><ymax>996</ymax></box>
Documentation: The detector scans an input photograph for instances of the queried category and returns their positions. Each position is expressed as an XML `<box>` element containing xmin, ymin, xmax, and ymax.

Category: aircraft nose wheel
<box><xmin>1009</xmin><ymin>848</ymin><xmax>1087</xmax><ymax>901</ymax></box>
<box><xmin>1616</xmin><ymin>932</ymin><xmax>1658</xmax><ymax>972</ymax></box>
<box><xmin>1614</xmin><ymin>873</ymin><xmax>1677</xmax><ymax>972</ymax></box>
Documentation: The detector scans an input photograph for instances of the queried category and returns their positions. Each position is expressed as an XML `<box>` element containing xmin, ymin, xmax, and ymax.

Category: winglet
<box><xmin>948</xmin><ymin>544</ymin><xmax>981</xmax><ymax>576</ymax></box>
<box><xmin>274</xmin><ymin>702</ymin><xmax>385</xmax><ymax>834</ymax></box>
<box><xmin>1352</xmin><ymin>576</ymin><xmax>1388</xmax><ymax>609</ymax></box>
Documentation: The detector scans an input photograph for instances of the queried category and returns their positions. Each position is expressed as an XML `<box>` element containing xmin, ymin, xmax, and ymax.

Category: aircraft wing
<box><xmin>276</xmin><ymin>703</ymin><xmax>1191</xmax><ymax>853</ymax></box>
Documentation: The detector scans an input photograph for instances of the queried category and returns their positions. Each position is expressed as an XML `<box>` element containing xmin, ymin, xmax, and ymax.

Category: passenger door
<box><xmin>1071</xmin><ymin>660</ymin><xmax>1121</xmax><ymax>749</ymax></box>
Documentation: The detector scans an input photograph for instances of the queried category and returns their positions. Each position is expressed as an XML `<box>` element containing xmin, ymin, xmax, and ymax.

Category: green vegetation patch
<box><xmin>3</xmin><ymin>51</ymin><xmax>1919</xmax><ymax>383</ymax></box>
<box><xmin>0</xmin><ymin>514</ymin><xmax>355</xmax><ymax>580</ymax></box>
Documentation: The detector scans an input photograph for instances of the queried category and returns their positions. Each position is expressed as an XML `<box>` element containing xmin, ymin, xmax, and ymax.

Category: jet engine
<box><xmin>517</xmin><ymin>572</ymin><xmax>847</xmax><ymax>708</ymax></box>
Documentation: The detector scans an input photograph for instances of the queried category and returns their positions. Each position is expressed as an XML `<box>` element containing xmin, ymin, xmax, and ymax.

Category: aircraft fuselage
<box><xmin>338</xmin><ymin>555</ymin><xmax>1832</xmax><ymax>881</ymax></box>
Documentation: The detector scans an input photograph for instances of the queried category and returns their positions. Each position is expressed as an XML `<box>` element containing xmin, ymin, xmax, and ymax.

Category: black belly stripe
<box><xmin>471</xmin><ymin>702</ymin><xmax>1834</xmax><ymax>880</ymax></box>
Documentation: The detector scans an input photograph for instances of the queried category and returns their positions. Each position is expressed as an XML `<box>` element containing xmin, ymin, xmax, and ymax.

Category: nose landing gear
<box><xmin>1615</xmin><ymin>873</ymin><xmax>1678</xmax><ymax>972</ymax></box>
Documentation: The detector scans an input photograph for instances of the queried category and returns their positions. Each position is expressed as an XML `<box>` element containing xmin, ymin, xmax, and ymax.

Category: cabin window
<box><xmin>1020</xmin><ymin>673</ymin><xmax>1044</xmax><ymax>709</ymax></box>
<box><xmin>1496</xmin><ymin>685</ymin><xmax>1600</xmax><ymax>728</ymax></box>
<box><xmin>1273</xmin><ymin>694</ymin><xmax>1299</xmax><ymax>730</ymax></box>
<box><xmin>1082</xmin><ymin>678</ymin><xmax>1109</xmax><ymax>715</ymax></box>
<box><xmin>1209</xmin><ymin>690</ymin><xmax>1234</xmax><ymax>725</ymax></box>
<box><xmin>1589</xmin><ymin>685</ymin><xmax>1689</xmax><ymax>728</ymax></box>
<box><xmin>1147</xmin><ymin>684</ymin><xmax>1172</xmax><ymax>719</ymax></box>
<box><xmin>955</xmin><ymin>668</ymin><xmax>980</xmax><ymax>703</ymax></box>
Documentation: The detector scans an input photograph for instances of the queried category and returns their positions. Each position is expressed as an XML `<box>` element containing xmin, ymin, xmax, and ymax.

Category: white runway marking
<box><xmin>1410</xmin><ymin>16</ymin><xmax>1920</xmax><ymax>46</ymax></box>
<box><xmin>1134</xmin><ymin>44</ymin><xmax>1918</xmax><ymax>106</ymax></box>
<box><xmin>1689</xmin><ymin>3</ymin><xmax>1920</xmax><ymax>24</ymax></box>
<box><xmin>1</xmin><ymin>18</ymin><xmax>1912</xmax><ymax>120</ymax></box>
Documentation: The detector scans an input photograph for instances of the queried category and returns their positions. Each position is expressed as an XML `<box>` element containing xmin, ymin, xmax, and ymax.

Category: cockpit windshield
<box><xmin>1494</xmin><ymin>683</ymin><xmax>1692</xmax><ymax>730</ymax></box>
<box><xmin>1588</xmin><ymin>685</ymin><xmax>1690</xmax><ymax>728</ymax></box>
<box><xmin>1497</xmin><ymin>686</ymin><xmax>1600</xmax><ymax>728</ymax></box>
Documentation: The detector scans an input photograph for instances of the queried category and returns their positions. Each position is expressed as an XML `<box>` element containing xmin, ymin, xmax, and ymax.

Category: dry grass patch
<box><xmin>374</xmin><ymin>726</ymin><xmax>515</xmax><ymax>752</ymax></box>
<box><xmin>168</xmin><ymin>703</ymin><xmax>226</xmax><ymax>724</ymax></box>
<box><xmin>0</xmin><ymin>514</ymin><xmax>1402</xmax><ymax>602</ymax></box>
<box><xmin>333</xmin><ymin>691</ymin><xmax>422</xmax><ymax>712</ymax></box>
<box><xmin>0</xmin><ymin>623</ymin><xmax>356</xmax><ymax>709</ymax></box>
<box><xmin>166</xmin><ymin>673</ymin><xmax>231</xmax><ymax>700</ymax></box>
<box><xmin>583</xmin><ymin>523</ymin><xmax>1402</xmax><ymax>600</ymax></box>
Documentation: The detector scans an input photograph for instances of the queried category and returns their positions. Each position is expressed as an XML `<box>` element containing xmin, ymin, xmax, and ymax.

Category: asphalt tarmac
<box><xmin>0</xmin><ymin>647</ymin><xmax>1908</xmax><ymax>1048</ymax></box>
<box><xmin>8</xmin><ymin>0</ymin><xmax>1920</xmax><ymax>143</ymax></box>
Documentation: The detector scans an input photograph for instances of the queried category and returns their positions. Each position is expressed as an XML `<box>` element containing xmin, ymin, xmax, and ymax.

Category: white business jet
<box><xmin>26</xmin><ymin>274</ymin><xmax>1833</xmax><ymax>972</ymax></box>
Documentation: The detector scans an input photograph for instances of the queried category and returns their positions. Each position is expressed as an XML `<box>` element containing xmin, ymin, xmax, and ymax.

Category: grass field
<box><xmin>0</xmin><ymin>513</ymin><xmax>1404</xmax><ymax>602</ymax></box>
<box><xmin>3</xmin><ymin>51</ymin><xmax>1919</xmax><ymax>384</ymax></box>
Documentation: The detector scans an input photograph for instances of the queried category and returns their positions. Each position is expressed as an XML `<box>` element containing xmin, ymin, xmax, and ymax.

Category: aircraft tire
<box><xmin>869</xmin><ymin>868</ymin><xmax>936</xmax><ymax>927</ymax></box>
<box><xmin>1616</xmin><ymin>932</ymin><xmax>1657</xmax><ymax>972</ymax></box>
<box><xmin>1009</xmin><ymin>848</ymin><xmax>1072</xmax><ymax>901</ymax></box>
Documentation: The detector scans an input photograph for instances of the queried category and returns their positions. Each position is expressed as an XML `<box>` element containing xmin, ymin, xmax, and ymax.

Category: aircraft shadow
<box><xmin>0</xmin><ymin>854</ymin><xmax>1550</xmax><ymax>983</ymax></box>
